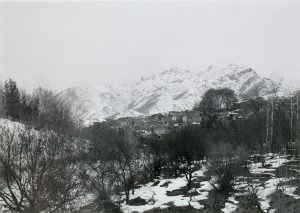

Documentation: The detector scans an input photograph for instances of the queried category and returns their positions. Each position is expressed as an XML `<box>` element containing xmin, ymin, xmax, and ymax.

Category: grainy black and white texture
<box><xmin>0</xmin><ymin>1</ymin><xmax>300</xmax><ymax>213</ymax></box>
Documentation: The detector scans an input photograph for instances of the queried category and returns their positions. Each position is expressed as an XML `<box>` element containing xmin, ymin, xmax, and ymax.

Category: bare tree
<box><xmin>167</xmin><ymin>127</ymin><xmax>206</xmax><ymax>189</ymax></box>
<box><xmin>32</xmin><ymin>87</ymin><xmax>78</xmax><ymax>134</ymax></box>
<box><xmin>208</xmin><ymin>142</ymin><xmax>247</xmax><ymax>196</ymax></box>
<box><xmin>81</xmin><ymin>160</ymin><xmax>119</xmax><ymax>211</ymax></box>
<box><xmin>110</xmin><ymin>128</ymin><xmax>143</xmax><ymax>204</ymax></box>
<box><xmin>0</xmin><ymin>83</ymin><xmax>7</xmax><ymax>118</ymax></box>
<box><xmin>0</xmin><ymin>124</ymin><xmax>83</xmax><ymax>212</ymax></box>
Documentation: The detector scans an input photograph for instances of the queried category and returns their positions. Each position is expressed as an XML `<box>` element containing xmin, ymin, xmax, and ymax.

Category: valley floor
<box><xmin>116</xmin><ymin>154</ymin><xmax>300</xmax><ymax>213</ymax></box>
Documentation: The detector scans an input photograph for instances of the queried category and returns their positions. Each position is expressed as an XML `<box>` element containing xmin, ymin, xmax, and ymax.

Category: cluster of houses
<box><xmin>102</xmin><ymin>101</ymin><xmax>254</xmax><ymax>139</ymax></box>
<box><xmin>105</xmin><ymin>110</ymin><xmax>204</xmax><ymax>139</ymax></box>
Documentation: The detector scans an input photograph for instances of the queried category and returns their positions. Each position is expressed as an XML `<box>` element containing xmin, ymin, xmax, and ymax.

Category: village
<box><xmin>104</xmin><ymin>107</ymin><xmax>242</xmax><ymax>140</ymax></box>
<box><xmin>101</xmin><ymin>96</ymin><xmax>300</xmax><ymax>157</ymax></box>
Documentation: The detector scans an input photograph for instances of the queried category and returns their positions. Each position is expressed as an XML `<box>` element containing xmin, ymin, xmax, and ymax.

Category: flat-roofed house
<box><xmin>152</xmin><ymin>126</ymin><xmax>169</xmax><ymax>140</ymax></box>
<box><xmin>117</xmin><ymin>117</ymin><xmax>135</xmax><ymax>127</ymax></box>
<box><xmin>169</xmin><ymin>111</ymin><xmax>185</xmax><ymax>122</ymax></box>
<box><xmin>182</xmin><ymin>110</ymin><xmax>203</xmax><ymax>125</ymax></box>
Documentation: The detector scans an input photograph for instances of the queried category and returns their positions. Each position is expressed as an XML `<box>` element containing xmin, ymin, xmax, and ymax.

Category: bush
<box><xmin>208</xmin><ymin>142</ymin><xmax>247</xmax><ymax>196</ymax></box>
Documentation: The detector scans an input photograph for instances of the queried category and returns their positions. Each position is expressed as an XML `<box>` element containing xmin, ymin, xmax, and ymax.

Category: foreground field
<box><xmin>117</xmin><ymin>154</ymin><xmax>300</xmax><ymax>213</ymax></box>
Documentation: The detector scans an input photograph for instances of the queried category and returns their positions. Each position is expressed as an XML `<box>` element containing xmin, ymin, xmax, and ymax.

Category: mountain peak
<box><xmin>63</xmin><ymin>64</ymin><xmax>278</xmax><ymax>125</ymax></box>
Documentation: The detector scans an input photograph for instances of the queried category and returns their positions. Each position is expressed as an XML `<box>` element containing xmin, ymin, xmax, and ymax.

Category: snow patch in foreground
<box><xmin>221</xmin><ymin>196</ymin><xmax>239</xmax><ymax>213</ymax></box>
<box><xmin>120</xmin><ymin>167</ymin><xmax>212</xmax><ymax>213</ymax></box>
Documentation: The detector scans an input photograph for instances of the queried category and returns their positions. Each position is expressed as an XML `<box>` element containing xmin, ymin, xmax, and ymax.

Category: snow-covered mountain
<box><xmin>62</xmin><ymin>64</ymin><xmax>278</xmax><ymax>124</ymax></box>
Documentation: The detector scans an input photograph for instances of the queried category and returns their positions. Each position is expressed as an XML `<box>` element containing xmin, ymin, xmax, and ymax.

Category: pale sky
<box><xmin>0</xmin><ymin>0</ymin><xmax>300</xmax><ymax>91</ymax></box>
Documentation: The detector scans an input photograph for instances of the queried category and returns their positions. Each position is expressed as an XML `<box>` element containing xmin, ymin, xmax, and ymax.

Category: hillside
<box><xmin>62</xmin><ymin>64</ymin><xmax>278</xmax><ymax>124</ymax></box>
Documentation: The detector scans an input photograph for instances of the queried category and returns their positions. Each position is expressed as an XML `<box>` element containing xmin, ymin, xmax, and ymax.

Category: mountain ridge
<box><xmin>62</xmin><ymin>64</ymin><xmax>279</xmax><ymax>124</ymax></box>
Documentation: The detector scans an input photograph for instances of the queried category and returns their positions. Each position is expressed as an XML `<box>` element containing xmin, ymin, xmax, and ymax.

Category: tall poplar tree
<box><xmin>4</xmin><ymin>79</ymin><xmax>20</xmax><ymax>120</ymax></box>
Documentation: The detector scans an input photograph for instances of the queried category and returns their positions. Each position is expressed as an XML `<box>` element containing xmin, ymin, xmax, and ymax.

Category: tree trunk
<box><xmin>125</xmin><ymin>190</ymin><xmax>130</xmax><ymax>204</ymax></box>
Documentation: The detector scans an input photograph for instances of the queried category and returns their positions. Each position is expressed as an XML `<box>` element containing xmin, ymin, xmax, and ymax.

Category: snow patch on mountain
<box><xmin>62</xmin><ymin>64</ymin><xmax>279</xmax><ymax>124</ymax></box>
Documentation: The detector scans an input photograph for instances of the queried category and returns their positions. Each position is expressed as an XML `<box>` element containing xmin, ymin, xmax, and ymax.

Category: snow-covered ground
<box><xmin>120</xmin><ymin>166</ymin><xmax>213</xmax><ymax>213</ymax></box>
<box><xmin>1</xmin><ymin>121</ymin><xmax>298</xmax><ymax>213</ymax></box>
<box><xmin>119</xmin><ymin>154</ymin><xmax>300</xmax><ymax>213</ymax></box>
<box><xmin>224</xmin><ymin>153</ymin><xmax>300</xmax><ymax>213</ymax></box>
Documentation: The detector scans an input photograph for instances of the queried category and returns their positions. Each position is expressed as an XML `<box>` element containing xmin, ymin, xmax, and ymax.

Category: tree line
<box><xmin>0</xmin><ymin>78</ymin><xmax>299</xmax><ymax>212</ymax></box>
<box><xmin>0</xmin><ymin>79</ymin><xmax>79</xmax><ymax>134</ymax></box>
